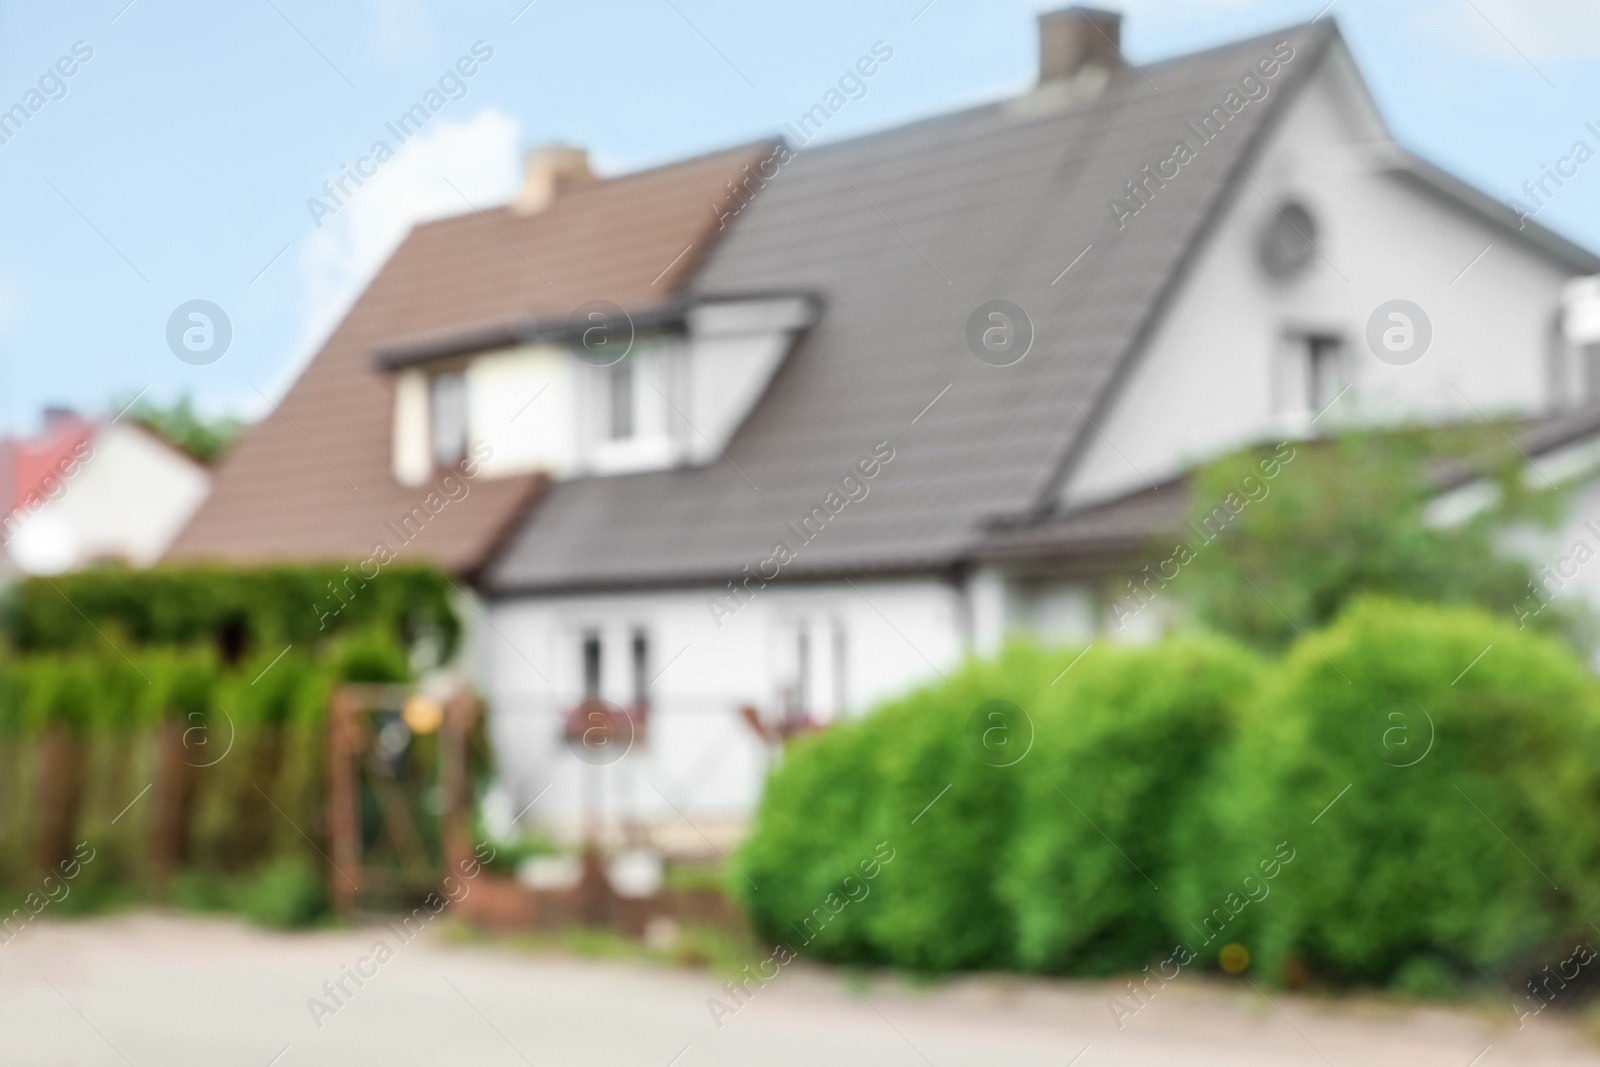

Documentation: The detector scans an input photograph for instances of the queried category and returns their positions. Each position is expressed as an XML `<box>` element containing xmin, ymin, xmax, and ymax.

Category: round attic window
<box><xmin>1257</xmin><ymin>201</ymin><xmax>1317</xmax><ymax>280</ymax></box>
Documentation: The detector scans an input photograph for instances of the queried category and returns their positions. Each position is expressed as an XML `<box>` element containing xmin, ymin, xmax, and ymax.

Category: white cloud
<box><xmin>282</xmin><ymin>107</ymin><xmax>520</xmax><ymax>395</ymax></box>
<box><xmin>1415</xmin><ymin>0</ymin><xmax>1600</xmax><ymax>64</ymax></box>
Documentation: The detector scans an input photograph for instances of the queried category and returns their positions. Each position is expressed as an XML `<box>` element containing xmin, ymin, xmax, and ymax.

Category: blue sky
<box><xmin>2</xmin><ymin>0</ymin><xmax>1599</xmax><ymax>435</ymax></box>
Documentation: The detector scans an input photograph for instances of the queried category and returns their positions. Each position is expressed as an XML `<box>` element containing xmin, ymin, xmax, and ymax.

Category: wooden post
<box><xmin>149</xmin><ymin>719</ymin><xmax>198</xmax><ymax>885</ymax></box>
<box><xmin>440</xmin><ymin>692</ymin><xmax>476</xmax><ymax>874</ymax></box>
<box><xmin>34</xmin><ymin>727</ymin><xmax>84</xmax><ymax>877</ymax></box>
<box><xmin>327</xmin><ymin>686</ymin><xmax>360</xmax><ymax>915</ymax></box>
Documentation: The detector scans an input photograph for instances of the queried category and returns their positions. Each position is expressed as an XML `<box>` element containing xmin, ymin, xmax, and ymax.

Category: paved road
<box><xmin>0</xmin><ymin>914</ymin><xmax>1593</xmax><ymax>1065</ymax></box>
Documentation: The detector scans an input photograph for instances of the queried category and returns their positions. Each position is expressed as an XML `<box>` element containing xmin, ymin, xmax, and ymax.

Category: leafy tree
<box><xmin>1176</xmin><ymin>426</ymin><xmax>1571</xmax><ymax>649</ymax></box>
<box><xmin>123</xmin><ymin>393</ymin><xmax>243</xmax><ymax>464</ymax></box>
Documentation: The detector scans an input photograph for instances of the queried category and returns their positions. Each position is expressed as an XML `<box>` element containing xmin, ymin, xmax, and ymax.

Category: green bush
<box><xmin>331</xmin><ymin>629</ymin><xmax>412</xmax><ymax>683</ymax></box>
<box><xmin>1171</xmin><ymin>598</ymin><xmax>1600</xmax><ymax>987</ymax></box>
<box><xmin>741</xmin><ymin>601</ymin><xmax>1600</xmax><ymax>992</ymax></box>
<box><xmin>173</xmin><ymin>855</ymin><xmax>329</xmax><ymax>929</ymax></box>
<box><xmin>737</xmin><ymin>699</ymin><xmax>893</xmax><ymax>963</ymax></box>
<box><xmin>1002</xmin><ymin>635</ymin><xmax>1260</xmax><ymax>974</ymax></box>
<box><xmin>0</xmin><ymin>563</ymin><xmax>462</xmax><ymax>929</ymax></box>
<box><xmin>862</xmin><ymin>645</ymin><xmax>1063</xmax><ymax>971</ymax></box>
<box><xmin>0</xmin><ymin>642</ymin><xmax>352</xmax><ymax>918</ymax></box>
<box><xmin>231</xmin><ymin>855</ymin><xmax>329</xmax><ymax>929</ymax></box>
<box><xmin>739</xmin><ymin>645</ymin><xmax>1070</xmax><ymax>971</ymax></box>
<box><xmin>1</xmin><ymin>564</ymin><xmax>458</xmax><ymax>660</ymax></box>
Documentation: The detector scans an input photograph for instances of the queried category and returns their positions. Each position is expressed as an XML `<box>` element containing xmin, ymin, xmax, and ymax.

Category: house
<box><xmin>473</xmin><ymin>9</ymin><xmax>1600</xmax><ymax>847</ymax></box>
<box><xmin>173</xmin><ymin>8</ymin><xmax>1600</xmax><ymax>851</ymax></box>
<box><xmin>1</xmin><ymin>409</ymin><xmax>211</xmax><ymax>576</ymax></box>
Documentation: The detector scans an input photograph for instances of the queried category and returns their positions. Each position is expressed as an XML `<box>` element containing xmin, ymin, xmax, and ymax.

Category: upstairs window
<box><xmin>430</xmin><ymin>372</ymin><xmax>468</xmax><ymax>468</ymax></box>
<box><xmin>1304</xmin><ymin>334</ymin><xmax>1345</xmax><ymax>414</ymax></box>
<box><xmin>1278</xmin><ymin>331</ymin><xmax>1346</xmax><ymax>420</ymax></box>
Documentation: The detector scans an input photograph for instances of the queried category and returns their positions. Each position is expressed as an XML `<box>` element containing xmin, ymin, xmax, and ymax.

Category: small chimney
<box><xmin>1038</xmin><ymin>7</ymin><xmax>1122</xmax><ymax>85</ymax></box>
<box><xmin>42</xmin><ymin>406</ymin><xmax>79</xmax><ymax>430</ymax></box>
<box><xmin>513</xmin><ymin>143</ymin><xmax>594</xmax><ymax>215</ymax></box>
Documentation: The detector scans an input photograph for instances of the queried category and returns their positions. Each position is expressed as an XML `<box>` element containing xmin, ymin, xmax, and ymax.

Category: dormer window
<box><xmin>381</xmin><ymin>292</ymin><xmax>818</xmax><ymax>485</ymax></box>
<box><xmin>430</xmin><ymin>371</ymin><xmax>468</xmax><ymax>468</ymax></box>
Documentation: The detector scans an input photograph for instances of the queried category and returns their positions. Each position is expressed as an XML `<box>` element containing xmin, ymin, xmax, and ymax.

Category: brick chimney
<box><xmin>1038</xmin><ymin>7</ymin><xmax>1122</xmax><ymax>85</ymax></box>
<box><xmin>513</xmin><ymin>143</ymin><xmax>594</xmax><ymax>215</ymax></box>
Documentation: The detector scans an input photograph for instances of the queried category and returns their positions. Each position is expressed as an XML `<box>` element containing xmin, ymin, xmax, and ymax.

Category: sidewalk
<box><xmin>0</xmin><ymin>913</ymin><xmax>1592</xmax><ymax>1066</ymax></box>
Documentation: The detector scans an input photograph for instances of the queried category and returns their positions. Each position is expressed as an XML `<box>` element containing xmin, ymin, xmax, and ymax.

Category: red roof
<box><xmin>4</xmin><ymin>415</ymin><xmax>95</xmax><ymax>517</ymax></box>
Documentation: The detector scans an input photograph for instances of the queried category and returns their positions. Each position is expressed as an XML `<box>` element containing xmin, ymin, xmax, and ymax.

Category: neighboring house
<box><xmin>1</xmin><ymin>409</ymin><xmax>211</xmax><ymax>576</ymax></box>
<box><xmin>171</xmin><ymin>8</ymin><xmax>1600</xmax><ymax>850</ymax></box>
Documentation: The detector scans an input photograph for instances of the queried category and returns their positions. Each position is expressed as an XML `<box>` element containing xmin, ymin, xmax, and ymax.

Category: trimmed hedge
<box><xmin>863</xmin><ymin>645</ymin><xmax>1058</xmax><ymax>971</ymax></box>
<box><xmin>0</xmin><ymin>565</ymin><xmax>450</xmax><ymax>925</ymax></box>
<box><xmin>739</xmin><ymin>645</ymin><xmax>1059</xmax><ymax>970</ymax></box>
<box><xmin>2</xmin><ymin>564</ymin><xmax>458</xmax><ymax>660</ymax></box>
<box><xmin>1171</xmin><ymin>598</ymin><xmax>1600</xmax><ymax>990</ymax></box>
<box><xmin>1003</xmin><ymin>636</ymin><xmax>1260</xmax><ymax>974</ymax></box>
<box><xmin>0</xmin><ymin>647</ymin><xmax>330</xmax><ymax>907</ymax></box>
<box><xmin>739</xmin><ymin>599</ymin><xmax>1600</xmax><ymax>990</ymax></box>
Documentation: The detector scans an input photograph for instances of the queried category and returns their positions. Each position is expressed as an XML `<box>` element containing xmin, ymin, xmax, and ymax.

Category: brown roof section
<box><xmin>167</xmin><ymin>141</ymin><xmax>773</xmax><ymax>573</ymax></box>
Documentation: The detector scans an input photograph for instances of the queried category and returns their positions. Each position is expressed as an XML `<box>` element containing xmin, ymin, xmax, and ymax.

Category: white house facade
<box><xmin>444</xmin><ymin>11</ymin><xmax>1600</xmax><ymax>848</ymax></box>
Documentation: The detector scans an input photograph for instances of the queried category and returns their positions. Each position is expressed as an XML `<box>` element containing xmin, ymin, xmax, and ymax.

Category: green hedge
<box><xmin>0</xmin><ymin>647</ymin><xmax>328</xmax><ymax>908</ymax></box>
<box><xmin>862</xmin><ymin>645</ymin><xmax>1058</xmax><ymax>971</ymax></box>
<box><xmin>1171</xmin><ymin>598</ymin><xmax>1600</xmax><ymax>991</ymax></box>
<box><xmin>0</xmin><ymin>565</ymin><xmax>447</xmax><ymax>926</ymax></box>
<box><xmin>739</xmin><ymin>599</ymin><xmax>1600</xmax><ymax>990</ymax></box>
<box><xmin>1003</xmin><ymin>636</ymin><xmax>1260</xmax><ymax>974</ymax></box>
<box><xmin>740</xmin><ymin>646</ymin><xmax>1064</xmax><ymax>970</ymax></box>
<box><xmin>2</xmin><ymin>564</ymin><xmax>458</xmax><ymax>660</ymax></box>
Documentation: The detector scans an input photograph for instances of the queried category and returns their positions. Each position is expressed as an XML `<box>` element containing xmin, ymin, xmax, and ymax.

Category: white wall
<box><xmin>8</xmin><ymin>423</ymin><xmax>211</xmax><ymax>573</ymax></box>
<box><xmin>471</xmin><ymin>344</ymin><xmax>572</xmax><ymax>478</ymax></box>
<box><xmin>394</xmin><ymin>298</ymin><xmax>804</xmax><ymax>486</ymax></box>
<box><xmin>1485</xmin><ymin>442</ymin><xmax>1600</xmax><ymax>666</ymax></box>
<box><xmin>482</xmin><ymin>577</ymin><xmax>965</xmax><ymax>845</ymax></box>
<box><xmin>683</xmin><ymin>333</ymin><xmax>791</xmax><ymax>467</ymax></box>
<box><xmin>1064</xmin><ymin>43</ymin><xmax>1575</xmax><ymax>510</ymax></box>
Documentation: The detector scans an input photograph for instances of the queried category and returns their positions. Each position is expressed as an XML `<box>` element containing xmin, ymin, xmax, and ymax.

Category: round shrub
<box><xmin>738</xmin><ymin>644</ymin><xmax>1065</xmax><ymax>971</ymax></box>
<box><xmin>1000</xmin><ymin>635</ymin><xmax>1261</xmax><ymax>974</ymax></box>
<box><xmin>863</xmin><ymin>644</ymin><xmax>1063</xmax><ymax>971</ymax></box>
<box><xmin>1171</xmin><ymin>598</ymin><xmax>1600</xmax><ymax>987</ymax></box>
<box><xmin>737</xmin><ymin>708</ymin><xmax>891</xmax><ymax>962</ymax></box>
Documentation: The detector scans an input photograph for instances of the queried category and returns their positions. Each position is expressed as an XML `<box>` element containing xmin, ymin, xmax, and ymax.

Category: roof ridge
<box><xmin>1139</xmin><ymin>18</ymin><xmax>1335</xmax><ymax>75</ymax></box>
<box><xmin>410</xmin><ymin>137</ymin><xmax>779</xmax><ymax>234</ymax></box>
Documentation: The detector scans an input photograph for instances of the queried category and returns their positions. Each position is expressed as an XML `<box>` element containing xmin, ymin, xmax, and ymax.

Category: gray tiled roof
<box><xmin>481</xmin><ymin>23</ymin><xmax>1339</xmax><ymax>594</ymax></box>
